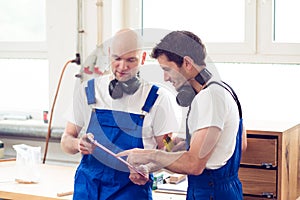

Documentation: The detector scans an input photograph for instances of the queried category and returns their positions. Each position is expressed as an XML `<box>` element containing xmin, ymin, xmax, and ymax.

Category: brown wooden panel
<box><xmin>239</xmin><ymin>167</ymin><xmax>276</xmax><ymax>196</ymax></box>
<box><xmin>241</xmin><ymin>137</ymin><xmax>277</xmax><ymax>167</ymax></box>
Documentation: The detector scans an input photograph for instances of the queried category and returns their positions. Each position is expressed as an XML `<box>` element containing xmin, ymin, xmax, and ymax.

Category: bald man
<box><xmin>60</xmin><ymin>29</ymin><xmax>180</xmax><ymax>199</ymax></box>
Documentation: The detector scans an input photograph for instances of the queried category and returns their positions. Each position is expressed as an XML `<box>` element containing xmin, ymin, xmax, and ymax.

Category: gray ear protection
<box><xmin>108</xmin><ymin>77</ymin><xmax>141</xmax><ymax>99</ymax></box>
<box><xmin>176</xmin><ymin>68</ymin><xmax>212</xmax><ymax>107</ymax></box>
<box><xmin>176</xmin><ymin>85</ymin><xmax>196</xmax><ymax>107</ymax></box>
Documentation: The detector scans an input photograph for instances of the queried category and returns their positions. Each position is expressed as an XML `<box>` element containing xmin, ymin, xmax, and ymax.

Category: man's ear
<box><xmin>140</xmin><ymin>52</ymin><xmax>146</xmax><ymax>65</ymax></box>
<box><xmin>183</xmin><ymin>56</ymin><xmax>194</xmax><ymax>70</ymax></box>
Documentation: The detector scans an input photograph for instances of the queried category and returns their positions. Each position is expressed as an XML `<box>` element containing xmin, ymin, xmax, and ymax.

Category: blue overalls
<box><xmin>73</xmin><ymin>79</ymin><xmax>158</xmax><ymax>200</ymax></box>
<box><xmin>186</xmin><ymin>81</ymin><xmax>244</xmax><ymax>200</ymax></box>
<box><xmin>186</xmin><ymin>119</ymin><xmax>243</xmax><ymax>200</ymax></box>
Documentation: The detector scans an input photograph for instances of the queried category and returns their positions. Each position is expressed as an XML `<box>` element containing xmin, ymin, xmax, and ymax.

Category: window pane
<box><xmin>0</xmin><ymin>0</ymin><xmax>46</xmax><ymax>42</ymax></box>
<box><xmin>142</xmin><ymin>0</ymin><xmax>245</xmax><ymax>42</ymax></box>
<box><xmin>0</xmin><ymin>59</ymin><xmax>49</xmax><ymax>119</ymax></box>
<box><xmin>273</xmin><ymin>0</ymin><xmax>300</xmax><ymax>43</ymax></box>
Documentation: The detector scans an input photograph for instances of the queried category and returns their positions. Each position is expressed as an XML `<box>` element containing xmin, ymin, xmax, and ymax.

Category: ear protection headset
<box><xmin>176</xmin><ymin>68</ymin><xmax>212</xmax><ymax>107</ymax></box>
<box><xmin>108</xmin><ymin>76</ymin><xmax>141</xmax><ymax>99</ymax></box>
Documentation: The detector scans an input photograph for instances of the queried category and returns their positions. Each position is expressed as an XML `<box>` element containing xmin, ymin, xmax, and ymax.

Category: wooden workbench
<box><xmin>0</xmin><ymin>161</ymin><xmax>186</xmax><ymax>200</ymax></box>
<box><xmin>0</xmin><ymin>161</ymin><xmax>75</xmax><ymax>200</ymax></box>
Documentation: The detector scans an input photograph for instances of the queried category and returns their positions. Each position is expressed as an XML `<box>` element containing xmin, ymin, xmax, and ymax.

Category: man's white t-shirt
<box><xmin>188</xmin><ymin>82</ymin><xmax>240</xmax><ymax>169</ymax></box>
<box><xmin>68</xmin><ymin>75</ymin><xmax>181</xmax><ymax>149</ymax></box>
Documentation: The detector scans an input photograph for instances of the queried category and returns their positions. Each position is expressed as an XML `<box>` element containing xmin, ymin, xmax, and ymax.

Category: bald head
<box><xmin>109</xmin><ymin>29</ymin><xmax>146</xmax><ymax>82</ymax></box>
<box><xmin>110</xmin><ymin>28</ymin><xmax>143</xmax><ymax>56</ymax></box>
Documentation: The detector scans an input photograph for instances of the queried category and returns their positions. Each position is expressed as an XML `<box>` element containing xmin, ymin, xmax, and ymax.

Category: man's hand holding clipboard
<box><xmin>86</xmin><ymin>133</ymin><xmax>148</xmax><ymax>179</ymax></box>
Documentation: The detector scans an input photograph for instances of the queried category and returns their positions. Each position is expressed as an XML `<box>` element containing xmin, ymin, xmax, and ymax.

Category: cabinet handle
<box><xmin>261</xmin><ymin>162</ymin><xmax>275</xmax><ymax>169</ymax></box>
<box><xmin>262</xmin><ymin>192</ymin><xmax>274</xmax><ymax>199</ymax></box>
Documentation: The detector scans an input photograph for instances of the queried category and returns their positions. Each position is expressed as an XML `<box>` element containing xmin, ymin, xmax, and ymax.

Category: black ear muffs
<box><xmin>176</xmin><ymin>68</ymin><xmax>212</xmax><ymax>107</ymax></box>
<box><xmin>176</xmin><ymin>85</ymin><xmax>196</xmax><ymax>107</ymax></box>
<box><xmin>109</xmin><ymin>79</ymin><xmax>123</xmax><ymax>99</ymax></box>
<box><xmin>108</xmin><ymin>77</ymin><xmax>141</xmax><ymax>99</ymax></box>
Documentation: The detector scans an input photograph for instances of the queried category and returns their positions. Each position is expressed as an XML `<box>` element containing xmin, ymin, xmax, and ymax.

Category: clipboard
<box><xmin>87</xmin><ymin>134</ymin><xmax>147</xmax><ymax>178</ymax></box>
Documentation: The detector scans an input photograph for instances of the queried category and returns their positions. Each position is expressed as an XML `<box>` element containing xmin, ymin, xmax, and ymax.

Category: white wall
<box><xmin>47</xmin><ymin>0</ymin><xmax>97</xmax><ymax>127</ymax></box>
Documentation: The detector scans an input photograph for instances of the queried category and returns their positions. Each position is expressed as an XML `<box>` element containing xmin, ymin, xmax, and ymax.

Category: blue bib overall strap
<box><xmin>73</xmin><ymin>80</ymin><xmax>159</xmax><ymax>200</ymax></box>
<box><xmin>85</xmin><ymin>79</ymin><xmax>96</xmax><ymax>104</ymax></box>
<box><xmin>142</xmin><ymin>85</ymin><xmax>159</xmax><ymax>113</ymax></box>
<box><xmin>186</xmin><ymin>81</ymin><xmax>244</xmax><ymax>200</ymax></box>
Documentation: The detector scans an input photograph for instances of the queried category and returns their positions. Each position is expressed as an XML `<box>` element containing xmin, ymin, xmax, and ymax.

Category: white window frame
<box><xmin>257</xmin><ymin>0</ymin><xmax>300</xmax><ymax>62</ymax></box>
<box><xmin>122</xmin><ymin>0</ymin><xmax>300</xmax><ymax>64</ymax></box>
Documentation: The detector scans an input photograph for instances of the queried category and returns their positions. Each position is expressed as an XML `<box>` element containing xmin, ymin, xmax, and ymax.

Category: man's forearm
<box><xmin>146</xmin><ymin>150</ymin><xmax>186</xmax><ymax>173</ymax></box>
<box><xmin>61</xmin><ymin>134</ymin><xmax>80</xmax><ymax>154</ymax></box>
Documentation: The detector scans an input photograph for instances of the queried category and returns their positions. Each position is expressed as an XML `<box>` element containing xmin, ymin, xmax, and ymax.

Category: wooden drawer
<box><xmin>239</xmin><ymin>167</ymin><xmax>277</xmax><ymax>197</ymax></box>
<box><xmin>241</xmin><ymin>137</ymin><xmax>277</xmax><ymax>167</ymax></box>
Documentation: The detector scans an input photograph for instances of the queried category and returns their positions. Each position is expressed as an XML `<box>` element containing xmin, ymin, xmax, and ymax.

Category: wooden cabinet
<box><xmin>239</xmin><ymin>123</ymin><xmax>300</xmax><ymax>200</ymax></box>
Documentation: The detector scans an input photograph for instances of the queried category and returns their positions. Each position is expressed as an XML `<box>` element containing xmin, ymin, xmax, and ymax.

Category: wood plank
<box><xmin>279</xmin><ymin>124</ymin><xmax>300</xmax><ymax>200</ymax></box>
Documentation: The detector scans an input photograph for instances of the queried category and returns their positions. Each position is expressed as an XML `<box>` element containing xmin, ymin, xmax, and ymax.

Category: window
<box><xmin>138</xmin><ymin>0</ymin><xmax>300</xmax><ymax>63</ymax></box>
<box><xmin>0</xmin><ymin>0</ymin><xmax>48</xmax><ymax>120</ymax></box>
<box><xmin>143</xmin><ymin>0</ymin><xmax>245</xmax><ymax>43</ymax></box>
<box><xmin>141</xmin><ymin>0</ymin><xmax>256</xmax><ymax>61</ymax></box>
<box><xmin>273</xmin><ymin>0</ymin><xmax>300</xmax><ymax>43</ymax></box>
<box><xmin>0</xmin><ymin>0</ymin><xmax>46</xmax><ymax>42</ymax></box>
<box><xmin>0</xmin><ymin>0</ymin><xmax>47</xmax><ymax>57</ymax></box>
<box><xmin>256</xmin><ymin>0</ymin><xmax>300</xmax><ymax>61</ymax></box>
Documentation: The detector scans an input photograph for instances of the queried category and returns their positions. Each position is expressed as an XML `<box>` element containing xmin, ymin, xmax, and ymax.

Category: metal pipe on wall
<box><xmin>96</xmin><ymin>0</ymin><xmax>103</xmax><ymax>46</ymax></box>
<box><xmin>77</xmin><ymin>0</ymin><xmax>84</xmax><ymax>63</ymax></box>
